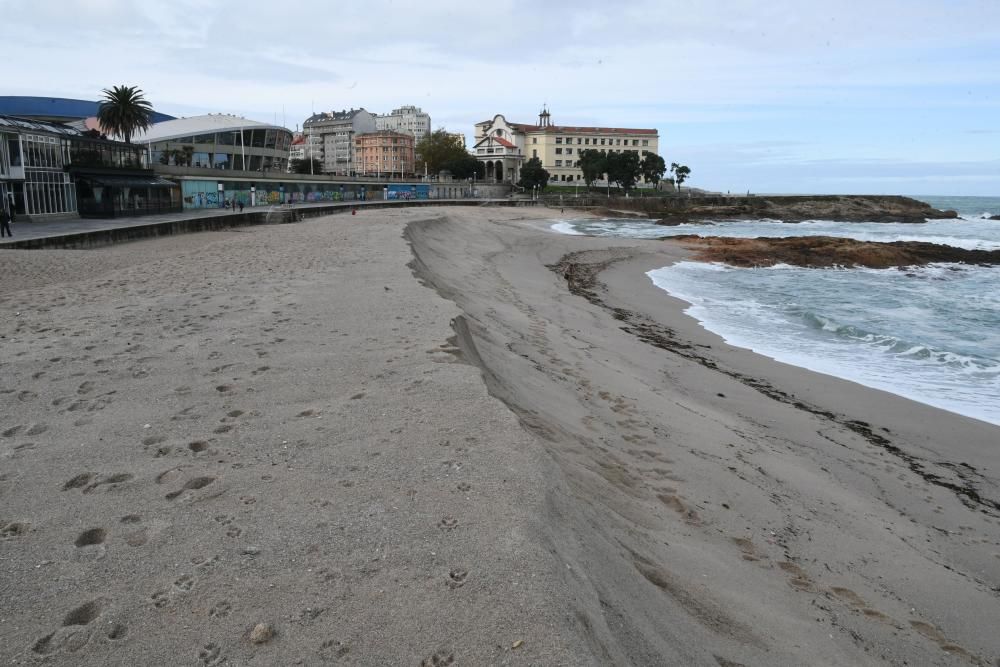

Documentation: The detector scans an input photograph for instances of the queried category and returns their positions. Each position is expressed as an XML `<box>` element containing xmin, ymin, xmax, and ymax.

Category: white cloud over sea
<box><xmin>4</xmin><ymin>0</ymin><xmax>999</xmax><ymax>195</ymax></box>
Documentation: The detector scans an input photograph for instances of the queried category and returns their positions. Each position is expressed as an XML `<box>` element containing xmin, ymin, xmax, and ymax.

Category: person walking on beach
<box><xmin>0</xmin><ymin>206</ymin><xmax>11</xmax><ymax>238</ymax></box>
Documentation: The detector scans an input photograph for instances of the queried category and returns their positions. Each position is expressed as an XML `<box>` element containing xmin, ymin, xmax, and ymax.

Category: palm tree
<box><xmin>97</xmin><ymin>85</ymin><xmax>153</xmax><ymax>144</ymax></box>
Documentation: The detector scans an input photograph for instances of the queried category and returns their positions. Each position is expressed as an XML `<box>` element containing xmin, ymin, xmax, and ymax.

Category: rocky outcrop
<box><xmin>677</xmin><ymin>235</ymin><xmax>1000</xmax><ymax>269</ymax></box>
<box><xmin>642</xmin><ymin>195</ymin><xmax>958</xmax><ymax>223</ymax></box>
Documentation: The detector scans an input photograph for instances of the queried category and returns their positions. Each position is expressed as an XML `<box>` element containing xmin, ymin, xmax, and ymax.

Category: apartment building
<box><xmin>302</xmin><ymin>108</ymin><xmax>376</xmax><ymax>175</ymax></box>
<box><xmin>375</xmin><ymin>105</ymin><xmax>431</xmax><ymax>143</ymax></box>
<box><xmin>355</xmin><ymin>130</ymin><xmax>415</xmax><ymax>177</ymax></box>
<box><xmin>473</xmin><ymin>107</ymin><xmax>659</xmax><ymax>183</ymax></box>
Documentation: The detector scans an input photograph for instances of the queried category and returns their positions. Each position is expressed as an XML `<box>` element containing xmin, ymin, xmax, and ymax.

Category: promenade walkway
<box><xmin>0</xmin><ymin>199</ymin><xmax>524</xmax><ymax>249</ymax></box>
<box><xmin>0</xmin><ymin>202</ymin><xmax>355</xmax><ymax>245</ymax></box>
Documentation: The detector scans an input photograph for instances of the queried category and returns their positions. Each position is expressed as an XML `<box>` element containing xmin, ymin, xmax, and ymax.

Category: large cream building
<box><xmin>472</xmin><ymin>108</ymin><xmax>659</xmax><ymax>184</ymax></box>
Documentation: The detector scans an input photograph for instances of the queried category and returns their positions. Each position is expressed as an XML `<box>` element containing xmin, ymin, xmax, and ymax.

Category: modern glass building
<box><xmin>1</xmin><ymin>114</ymin><xmax>180</xmax><ymax>220</ymax></box>
<box><xmin>140</xmin><ymin>114</ymin><xmax>293</xmax><ymax>174</ymax></box>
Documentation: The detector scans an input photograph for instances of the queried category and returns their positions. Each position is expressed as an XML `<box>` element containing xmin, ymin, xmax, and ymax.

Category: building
<box><xmin>375</xmin><ymin>106</ymin><xmax>431</xmax><ymax>144</ymax></box>
<box><xmin>472</xmin><ymin>108</ymin><xmax>659</xmax><ymax>184</ymax></box>
<box><xmin>287</xmin><ymin>132</ymin><xmax>307</xmax><ymax>172</ymax></box>
<box><xmin>0</xmin><ymin>96</ymin><xmax>175</xmax><ymax>125</ymax></box>
<box><xmin>302</xmin><ymin>109</ymin><xmax>376</xmax><ymax>175</ymax></box>
<box><xmin>355</xmin><ymin>130</ymin><xmax>415</xmax><ymax>178</ymax></box>
<box><xmin>138</xmin><ymin>114</ymin><xmax>293</xmax><ymax>173</ymax></box>
<box><xmin>1</xmin><ymin>114</ymin><xmax>179</xmax><ymax>220</ymax></box>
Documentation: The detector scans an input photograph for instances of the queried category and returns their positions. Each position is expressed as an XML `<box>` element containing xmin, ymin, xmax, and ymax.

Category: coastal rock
<box><xmin>678</xmin><ymin>235</ymin><xmax>1000</xmax><ymax>269</ymax></box>
<box><xmin>639</xmin><ymin>195</ymin><xmax>959</xmax><ymax>223</ymax></box>
<box><xmin>988</xmin><ymin>214</ymin><xmax>1000</xmax><ymax>221</ymax></box>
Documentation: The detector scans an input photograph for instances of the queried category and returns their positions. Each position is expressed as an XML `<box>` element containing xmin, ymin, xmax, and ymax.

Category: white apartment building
<box><xmin>302</xmin><ymin>108</ymin><xmax>376</xmax><ymax>175</ymax></box>
<box><xmin>375</xmin><ymin>106</ymin><xmax>431</xmax><ymax>144</ymax></box>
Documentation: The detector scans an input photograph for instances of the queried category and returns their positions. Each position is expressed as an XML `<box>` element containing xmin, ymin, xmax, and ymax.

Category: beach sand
<box><xmin>1</xmin><ymin>207</ymin><xmax>998</xmax><ymax>665</ymax></box>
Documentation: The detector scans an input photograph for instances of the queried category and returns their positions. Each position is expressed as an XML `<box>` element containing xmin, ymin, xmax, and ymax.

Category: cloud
<box><xmin>3</xmin><ymin>0</ymin><xmax>999</xmax><ymax>193</ymax></box>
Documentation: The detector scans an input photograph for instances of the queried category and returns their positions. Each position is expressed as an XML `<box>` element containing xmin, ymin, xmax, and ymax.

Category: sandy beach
<box><xmin>2</xmin><ymin>206</ymin><xmax>998</xmax><ymax>666</ymax></box>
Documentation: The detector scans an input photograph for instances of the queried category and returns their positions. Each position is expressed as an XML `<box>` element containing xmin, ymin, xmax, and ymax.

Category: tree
<box><xmin>290</xmin><ymin>157</ymin><xmax>323</xmax><ymax>174</ymax></box>
<box><xmin>578</xmin><ymin>149</ymin><xmax>607</xmax><ymax>190</ymax></box>
<box><xmin>97</xmin><ymin>85</ymin><xmax>153</xmax><ymax>144</ymax></box>
<box><xmin>640</xmin><ymin>152</ymin><xmax>666</xmax><ymax>189</ymax></box>
<box><xmin>606</xmin><ymin>150</ymin><xmax>642</xmax><ymax>194</ymax></box>
<box><xmin>442</xmin><ymin>154</ymin><xmax>484</xmax><ymax>180</ymax></box>
<box><xmin>517</xmin><ymin>157</ymin><xmax>549</xmax><ymax>191</ymax></box>
<box><xmin>670</xmin><ymin>163</ymin><xmax>691</xmax><ymax>192</ymax></box>
<box><xmin>415</xmin><ymin>128</ymin><xmax>469</xmax><ymax>176</ymax></box>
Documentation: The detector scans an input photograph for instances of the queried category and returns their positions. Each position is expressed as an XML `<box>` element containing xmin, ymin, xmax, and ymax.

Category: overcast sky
<box><xmin>5</xmin><ymin>0</ymin><xmax>999</xmax><ymax>195</ymax></box>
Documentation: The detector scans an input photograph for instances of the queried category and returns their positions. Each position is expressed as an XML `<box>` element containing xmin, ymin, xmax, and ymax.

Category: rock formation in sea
<box><xmin>676</xmin><ymin>235</ymin><xmax>1000</xmax><ymax>269</ymax></box>
<box><xmin>608</xmin><ymin>195</ymin><xmax>957</xmax><ymax>223</ymax></box>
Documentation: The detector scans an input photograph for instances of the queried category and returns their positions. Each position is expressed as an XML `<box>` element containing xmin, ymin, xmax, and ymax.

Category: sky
<box><xmin>4</xmin><ymin>0</ymin><xmax>1000</xmax><ymax>195</ymax></box>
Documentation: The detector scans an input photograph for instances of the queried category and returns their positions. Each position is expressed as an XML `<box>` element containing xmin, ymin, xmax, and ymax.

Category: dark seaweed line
<box><xmin>548</xmin><ymin>255</ymin><xmax>1000</xmax><ymax>517</ymax></box>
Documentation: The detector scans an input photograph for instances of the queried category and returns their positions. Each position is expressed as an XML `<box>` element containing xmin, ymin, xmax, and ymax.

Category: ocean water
<box><xmin>550</xmin><ymin>196</ymin><xmax>1000</xmax><ymax>425</ymax></box>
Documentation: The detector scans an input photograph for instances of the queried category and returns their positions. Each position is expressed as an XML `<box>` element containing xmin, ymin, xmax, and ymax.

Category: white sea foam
<box><xmin>550</xmin><ymin>221</ymin><xmax>585</xmax><ymax>236</ymax></box>
<box><xmin>646</xmin><ymin>260</ymin><xmax>1000</xmax><ymax>425</ymax></box>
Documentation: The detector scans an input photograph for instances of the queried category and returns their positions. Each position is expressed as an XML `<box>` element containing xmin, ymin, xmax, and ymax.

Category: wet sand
<box><xmin>1</xmin><ymin>206</ymin><xmax>998</xmax><ymax>665</ymax></box>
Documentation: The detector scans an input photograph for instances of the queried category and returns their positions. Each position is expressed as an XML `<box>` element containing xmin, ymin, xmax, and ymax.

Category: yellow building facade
<box><xmin>473</xmin><ymin>108</ymin><xmax>659</xmax><ymax>184</ymax></box>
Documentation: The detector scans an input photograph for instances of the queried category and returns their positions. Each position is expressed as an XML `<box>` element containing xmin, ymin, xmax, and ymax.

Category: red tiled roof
<box><xmin>493</xmin><ymin>136</ymin><xmax>516</xmax><ymax>148</ymax></box>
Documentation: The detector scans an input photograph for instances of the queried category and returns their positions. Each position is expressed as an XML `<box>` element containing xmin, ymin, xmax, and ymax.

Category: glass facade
<box><xmin>14</xmin><ymin>133</ymin><xmax>76</xmax><ymax>216</ymax></box>
<box><xmin>1</xmin><ymin>114</ymin><xmax>177</xmax><ymax>219</ymax></box>
<box><xmin>75</xmin><ymin>174</ymin><xmax>181</xmax><ymax>218</ymax></box>
<box><xmin>149</xmin><ymin>127</ymin><xmax>292</xmax><ymax>173</ymax></box>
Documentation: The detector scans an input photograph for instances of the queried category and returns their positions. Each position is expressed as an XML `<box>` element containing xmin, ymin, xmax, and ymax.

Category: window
<box><xmin>555</xmin><ymin>160</ymin><xmax>562</xmax><ymax>166</ymax></box>
<box><xmin>566</xmin><ymin>148</ymin><xmax>573</xmax><ymax>155</ymax></box>
<box><xmin>555</xmin><ymin>148</ymin><xmax>562</xmax><ymax>155</ymax></box>
<box><xmin>532</xmin><ymin>149</ymin><xmax>537</xmax><ymax>158</ymax></box>
<box><xmin>633</xmin><ymin>139</ymin><xmax>639</xmax><ymax>146</ymax></box>
<box><xmin>532</xmin><ymin>137</ymin><xmax>537</xmax><ymax>144</ymax></box>
<box><xmin>555</xmin><ymin>137</ymin><xmax>562</xmax><ymax>144</ymax></box>
<box><xmin>584</xmin><ymin>138</ymin><xmax>590</xmax><ymax>145</ymax></box>
<box><xmin>600</xmin><ymin>139</ymin><xmax>605</xmax><ymax>145</ymax></box>
<box><xmin>642</xmin><ymin>140</ymin><xmax>649</xmax><ymax>146</ymax></box>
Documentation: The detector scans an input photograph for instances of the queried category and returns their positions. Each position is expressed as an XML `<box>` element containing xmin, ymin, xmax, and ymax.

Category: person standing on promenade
<box><xmin>0</xmin><ymin>206</ymin><xmax>12</xmax><ymax>238</ymax></box>
<box><xmin>238</xmin><ymin>201</ymin><xmax>244</xmax><ymax>213</ymax></box>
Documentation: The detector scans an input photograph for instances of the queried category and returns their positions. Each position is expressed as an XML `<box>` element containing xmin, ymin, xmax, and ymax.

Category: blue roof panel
<box><xmin>0</xmin><ymin>96</ymin><xmax>175</xmax><ymax>123</ymax></box>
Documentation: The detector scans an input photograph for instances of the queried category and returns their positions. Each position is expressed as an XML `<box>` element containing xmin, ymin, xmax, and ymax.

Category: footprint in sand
<box><xmin>208</xmin><ymin>601</ymin><xmax>232</xmax><ymax>619</ymax></box>
<box><xmin>2</xmin><ymin>521</ymin><xmax>30</xmax><ymax>539</ymax></box>
<box><xmin>420</xmin><ymin>651</ymin><xmax>455</xmax><ymax>666</ymax></box>
<box><xmin>778</xmin><ymin>561</ymin><xmax>817</xmax><ymax>592</ymax></box>
<box><xmin>198</xmin><ymin>642</ymin><xmax>224</xmax><ymax>666</ymax></box>
<box><xmin>438</xmin><ymin>517</ymin><xmax>459</xmax><ymax>531</ymax></box>
<box><xmin>447</xmin><ymin>569</ymin><xmax>469</xmax><ymax>589</ymax></box>
<box><xmin>188</xmin><ymin>441</ymin><xmax>209</xmax><ymax>454</ymax></box>
<box><xmin>82</xmin><ymin>473</ymin><xmax>133</xmax><ymax>494</ymax></box>
<box><xmin>74</xmin><ymin>528</ymin><xmax>106</xmax><ymax>548</ymax></box>
<box><xmin>32</xmin><ymin>598</ymin><xmax>109</xmax><ymax>656</ymax></box>
<box><xmin>319</xmin><ymin>638</ymin><xmax>352</xmax><ymax>661</ymax></box>
<box><xmin>165</xmin><ymin>476</ymin><xmax>216</xmax><ymax>500</ymax></box>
